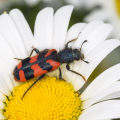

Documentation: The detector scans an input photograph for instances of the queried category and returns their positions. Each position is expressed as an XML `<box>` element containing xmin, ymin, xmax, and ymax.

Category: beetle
<box><xmin>13</xmin><ymin>37</ymin><xmax>88</xmax><ymax>99</ymax></box>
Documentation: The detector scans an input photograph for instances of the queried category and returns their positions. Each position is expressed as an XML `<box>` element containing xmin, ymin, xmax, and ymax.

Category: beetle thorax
<box><xmin>58</xmin><ymin>48</ymin><xmax>84</xmax><ymax>63</ymax></box>
<box><xmin>58</xmin><ymin>48</ymin><xmax>74</xmax><ymax>63</ymax></box>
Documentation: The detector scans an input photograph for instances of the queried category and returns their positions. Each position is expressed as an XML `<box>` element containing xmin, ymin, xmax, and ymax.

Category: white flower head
<box><xmin>0</xmin><ymin>5</ymin><xmax>119</xmax><ymax>120</ymax></box>
<box><xmin>64</xmin><ymin>0</ymin><xmax>85</xmax><ymax>9</ymax></box>
<box><xmin>25</xmin><ymin>0</ymin><xmax>41</xmax><ymax>6</ymax></box>
<box><xmin>84</xmin><ymin>0</ymin><xmax>120</xmax><ymax>38</ymax></box>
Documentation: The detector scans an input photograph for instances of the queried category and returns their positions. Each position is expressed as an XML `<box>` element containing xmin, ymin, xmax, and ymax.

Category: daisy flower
<box><xmin>64</xmin><ymin>0</ymin><xmax>85</xmax><ymax>9</ymax></box>
<box><xmin>84</xmin><ymin>0</ymin><xmax>120</xmax><ymax>38</ymax></box>
<box><xmin>25</xmin><ymin>0</ymin><xmax>41</xmax><ymax>6</ymax></box>
<box><xmin>0</xmin><ymin>5</ymin><xmax>120</xmax><ymax>120</ymax></box>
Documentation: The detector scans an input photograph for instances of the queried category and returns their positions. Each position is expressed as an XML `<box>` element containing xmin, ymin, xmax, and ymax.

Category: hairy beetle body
<box><xmin>14</xmin><ymin>49</ymin><xmax>60</xmax><ymax>82</ymax></box>
<box><xmin>13</xmin><ymin>38</ymin><xmax>88</xmax><ymax>99</ymax></box>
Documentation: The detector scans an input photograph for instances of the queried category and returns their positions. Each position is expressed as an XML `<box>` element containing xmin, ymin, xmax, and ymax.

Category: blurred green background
<box><xmin>0</xmin><ymin>0</ymin><xmax>120</xmax><ymax>120</ymax></box>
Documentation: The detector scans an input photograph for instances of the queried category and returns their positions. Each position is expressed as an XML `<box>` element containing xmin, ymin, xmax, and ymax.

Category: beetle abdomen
<box><xmin>14</xmin><ymin>57</ymin><xmax>34</xmax><ymax>82</ymax></box>
<box><xmin>13</xmin><ymin>49</ymin><xmax>60</xmax><ymax>82</ymax></box>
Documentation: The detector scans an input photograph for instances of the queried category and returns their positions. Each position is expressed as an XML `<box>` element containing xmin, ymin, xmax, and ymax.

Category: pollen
<box><xmin>4</xmin><ymin>76</ymin><xmax>81</xmax><ymax>120</ymax></box>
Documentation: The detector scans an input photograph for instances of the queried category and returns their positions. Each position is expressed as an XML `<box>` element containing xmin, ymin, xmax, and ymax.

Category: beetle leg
<box><xmin>80</xmin><ymin>40</ymin><xmax>87</xmax><ymax>51</ymax></box>
<box><xmin>14</xmin><ymin>58</ymin><xmax>23</xmax><ymax>61</ymax></box>
<box><xmin>30</xmin><ymin>47</ymin><xmax>41</xmax><ymax>56</ymax></box>
<box><xmin>59</xmin><ymin>67</ymin><xmax>65</xmax><ymax>81</ymax></box>
<box><xmin>66</xmin><ymin>64</ymin><xmax>86</xmax><ymax>82</ymax></box>
<box><xmin>82</xmin><ymin>59</ymin><xmax>89</xmax><ymax>64</ymax></box>
<box><xmin>65</xmin><ymin>32</ymin><xmax>81</xmax><ymax>48</ymax></box>
<box><xmin>65</xmin><ymin>39</ymin><xmax>77</xmax><ymax>48</ymax></box>
<box><xmin>22</xmin><ymin>74</ymin><xmax>45</xmax><ymax>99</ymax></box>
<box><xmin>75</xmin><ymin>91</ymin><xmax>81</xmax><ymax>96</ymax></box>
<box><xmin>59</xmin><ymin>67</ymin><xmax>62</xmax><ymax>79</ymax></box>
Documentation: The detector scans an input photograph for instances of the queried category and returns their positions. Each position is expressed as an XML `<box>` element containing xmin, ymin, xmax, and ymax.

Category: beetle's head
<box><xmin>72</xmin><ymin>49</ymin><xmax>84</xmax><ymax>61</ymax></box>
<box><xmin>72</xmin><ymin>49</ymin><xmax>89</xmax><ymax>64</ymax></box>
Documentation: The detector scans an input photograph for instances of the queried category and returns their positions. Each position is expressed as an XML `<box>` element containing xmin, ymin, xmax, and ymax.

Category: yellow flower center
<box><xmin>4</xmin><ymin>76</ymin><xmax>81</xmax><ymax>120</ymax></box>
<box><xmin>115</xmin><ymin>0</ymin><xmax>120</xmax><ymax>16</ymax></box>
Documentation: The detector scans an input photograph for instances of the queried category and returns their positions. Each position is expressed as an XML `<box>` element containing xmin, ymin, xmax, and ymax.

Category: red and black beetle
<box><xmin>13</xmin><ymin>38</ymin><xmax>88</xmax><ymax>99</ymax></box>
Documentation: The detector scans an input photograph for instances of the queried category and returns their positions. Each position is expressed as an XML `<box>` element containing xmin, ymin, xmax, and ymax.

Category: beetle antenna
<box><xmin>80</xmin><ymin>40</ymin><xmax>87</xmax><ymax>51</ymax></box>
<box><xmin>82</xmin><ymin>59</ymin><xmax>89</xmax><ymax>64</ymax></box>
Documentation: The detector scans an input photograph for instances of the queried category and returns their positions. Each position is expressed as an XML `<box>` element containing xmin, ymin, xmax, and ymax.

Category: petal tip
<box><xmin>9</xmin><ymin>8</ymin><xmax>20</xmax><ymax>14</ymax></box>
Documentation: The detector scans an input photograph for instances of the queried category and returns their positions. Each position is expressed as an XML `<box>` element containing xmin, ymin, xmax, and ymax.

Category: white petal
<box><xmin>0</xmin><ymin>34</ymin><xmax>19</xmax><ymax>87</ymax></box>
<box><xmin>0</xmin><ymin>74</ymin><xmax>11</xmax><ymax>96</ymax></box>
<box><xmin>69</xmin><ymin>23</ymin><xmax>113</xmax><ymax>86</ymax></box>
<box><xmin>52</xmin><ymin>5</ymin><xmax>74</xmax><ymax>51</ymax></box>
<box><xmin>11</xmin><ymin>75</ymin><xmax>20</xmax><ymax>87</ymax></box>
<box><xmin>84</xmin><ymin>39</ymin><xmax>120</xmax><ymax>79</ymax></box>
<box><xmin>79</xmin><ymin>100</ymin><xmax>120</xmax><ymax>120</ymax></box>
<box><xmin>84</xmin><ymin>9</ymin><xmax>110</xmax><ymax>22</ymax></box>
<box><xmin>34</xmin><ymin>7</ymin><xmax>54</xmax><ymax>51</ymax></box>
<box><xmin>0</xmin><ymin>100</ymin><xmax>5</xmax><ymax>109</ymax></box>
<box><xmin>73</xmin><ymin>20</ymin><xmax>104</xmax><ymax>49</ymax></box>
<box><xmin>10</xmin><ymin>9</ymin><xmax>33</xmax><ymax>55</ymax></box>
<box><xmin>100</xmin><ymin>92</ymin><xmax>120</xmax><ymax>101</ymax></box>
<box><xmin>96</xmin><ymin>119</ymin><xmax>111</xmax><ymax>120</ymax></box>
<box><xmin>0</xmin><ymin>32</ymin><xmax>24</xmax><ymax>87</ymax></box>
<box><xmin>65</xmin><ymin>23</ymin><xmax>87</xmax><ymax>47</ymax></box>
<box><xmin>0</xmin><ymin>34</ymin><xmax>18</xmax><ymax>74</ymax></box>
<box><xmin>95</xmin><ymin>119</ymin><xmax>111</xmax><ymax>120</ymax></box>
<box><xmin>0</xmin><ymin>66</ymin><xmax>14</xmax><ymax>92</ymax></box>
<box><xmin>47</xmin><ymin>6</ymin><xmax>74</xmax><ymax>78</ymax></box>
<box><xmin>0</xmin><ymin>13</ymin><xmax>27</xmax><ymax>59</ymax></box>
<box><xmin>0</xmin><ymin>92</ymin><xmax>6</xmax><ymax>102</ymax></box>
<box><xmin>0</xmin><ymin>112</ymin><xmax>6</xmax><ymax>119</ymax></box>
<box><xmin>83</xmin><ymin>24</ymin><xmax>113</xmax><ymax>56</ymax></box>
<box><xmin>62</xmin><ymin>23</ymin><xmax>87</xmax><ymax>81</ymax></box>
<box><xmin>69</xmin><ymin>20</ymin><xmax>104</xmax><ymax>85</ymax></box>
<box><xmin>74</xmin><ymin>39</ymin><xmax>120</xmax><ymax>91</ymax></box>
<box><xmin>82</xmin><ymin>81</ymin><xmax>120</xmax><ymax>109</ymax></box>
<box><xmin>81</xmin><ymin>63</ymin><xmax>120</xmax><ymax>100</ymax></box>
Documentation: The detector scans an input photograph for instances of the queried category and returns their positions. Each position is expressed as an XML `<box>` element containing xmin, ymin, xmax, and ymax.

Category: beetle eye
<box><xmin>75</xmin><ymin>54</ymin><xmax>80</xmax><ymax>60</ymax></box>
<box><xmin>73</xmin><ymin>49</ymin><xmax>81</xmax><ymax>61</ymax></box>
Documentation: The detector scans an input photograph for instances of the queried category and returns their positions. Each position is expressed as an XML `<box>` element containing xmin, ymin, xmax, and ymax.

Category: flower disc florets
<box><xmin>4</xmin><ymin>76</ymin><xmax>81</xmax><ymax>120</ymax></box>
